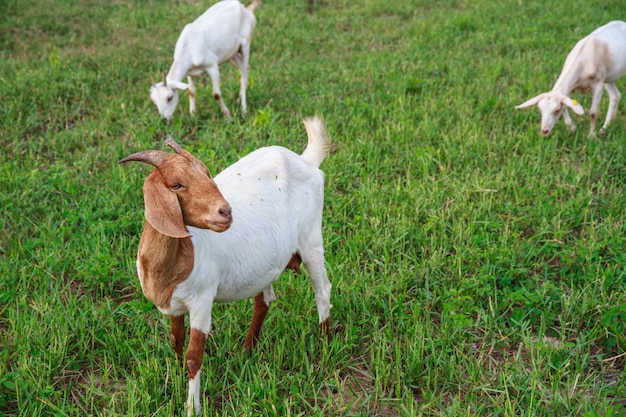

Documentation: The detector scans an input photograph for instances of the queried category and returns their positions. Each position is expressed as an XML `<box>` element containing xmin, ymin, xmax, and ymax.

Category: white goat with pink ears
<box><xmin>120</xmin><ymin>116</ymin><xmax>332</xmax><ymax>416</ymax></box>
<box><xmin>516</xmin><ymin>20</ymin><xmax>626</xmax><ymax>137</ymax></box>
<box><xmin>150</xmin><ymin>0</ymin><xmax>261</xmax><ymax>120</ymax></box>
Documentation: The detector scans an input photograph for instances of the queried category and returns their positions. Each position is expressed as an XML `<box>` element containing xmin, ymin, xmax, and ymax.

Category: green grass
<box><xmin>1</xmin><ymin>0</ymin><xmax>625</xmax><ymax>415</ymax></box>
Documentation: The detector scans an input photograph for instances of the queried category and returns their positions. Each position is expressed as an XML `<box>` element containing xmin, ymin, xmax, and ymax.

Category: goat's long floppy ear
<box><xmin>562</xmin><ymin>96</ymin><xmax>584</xmax><ymax>115</ymax></box>
<box><xmin>515</xmin><ymin>94</ymin><xmax>545</xmax><ymax>109</ymax></box>
<box><xmin>120</xmin><ymin>150</ymin><xmax>191</xmax><ymax>239</ymax></box>
<box><xmin>169</xmin><ymin>81</ymin><xmax>189</xmax><ymax>91</ymax></box>
<box><xmin>143</xmin><ymin>171</ymin><xmax>191</xmax><ymax>238</ymax></box>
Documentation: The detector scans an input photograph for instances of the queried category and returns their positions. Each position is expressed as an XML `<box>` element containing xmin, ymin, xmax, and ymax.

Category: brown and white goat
<box><xmin>120</xmin><ymin>117</ymin><xmax>332</xmax><ymax>416</ymax></box>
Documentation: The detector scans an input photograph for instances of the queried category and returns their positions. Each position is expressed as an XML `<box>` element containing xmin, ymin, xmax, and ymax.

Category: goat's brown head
<box><xmin>120</xmin><ymin>137</ymin><xmax>232</xmax><ymax>238</ymax></box>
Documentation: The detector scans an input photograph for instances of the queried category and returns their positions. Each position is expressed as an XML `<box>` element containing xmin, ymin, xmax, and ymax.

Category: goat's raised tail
<box><xmin>247</xmin><ymin>0</ymin><xmax>261</xmax><ymax>12</ymax></box>
<box><xmin>301</xmin><ymin>116</ymin><xmax>330</xmax><ymax>168</ymax></box>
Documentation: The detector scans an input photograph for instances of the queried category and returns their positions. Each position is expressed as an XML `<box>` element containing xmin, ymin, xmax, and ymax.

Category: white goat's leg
<box><xmin>187</xmin><ymin>76</ymin><xmax>197</xmax><ymax>115</ymax></box>
<box><xmin>588</xmin><ymin>85</ymin><xmax>605</xmax><ymax>137</ymax></box>
<box><xmin>207</xmin><ymin>65</ymin><xmax>232</xmax><ymax>121</ymax></box>
<box><xmin>232</xmin><ymin>45</ymin><xmax>251</xmax><ymax>116</ymax></box>
<box><xmin>602</xmin><ymin>83</ymin><xmax>621</xmax><ymax>133</ymax></box>
<box><xmin>562</xmin><ymin>108</ymin><xmax>576</xmax><ymax>133</ymax></box>
<box><xmin>300</xmin><ymin>245</ymin><xmax>332</xmax><ymax>334</ymax></box>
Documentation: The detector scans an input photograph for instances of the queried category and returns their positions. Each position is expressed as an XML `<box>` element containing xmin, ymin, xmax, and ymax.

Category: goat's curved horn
<box><xmin>120</xmin><ymin>150</ymin><xmax>169</xmax><ymax>167</ymax></box>
<box><xmin>162</xmin><ymin>72</ymin><xmax>167</xmax><ymax>87</ymax></box>
<box><xmin>149</xmin><ymin>74</ymin><xmax>156</xmax><ymax>87</ymax></box>
<box><xmin>165</xmin><ymin>137</ymin><xmax>184</xmax><ymax>154</ymax></box>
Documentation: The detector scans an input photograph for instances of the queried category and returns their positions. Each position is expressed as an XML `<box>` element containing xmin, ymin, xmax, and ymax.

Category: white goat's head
<box><xmin>516</xmin><ymin>92</ymin><xmax>584</xmax><ymax>136</ymax></box>
<box><xmin>149</xmin><ymin>74</ymin><xmax>189</xmax><ymax>120</ymax></box>
<box><xmin>121</xmin><ymin>137</ymin><xmax>232</xmax><ymax>237</ymax></box>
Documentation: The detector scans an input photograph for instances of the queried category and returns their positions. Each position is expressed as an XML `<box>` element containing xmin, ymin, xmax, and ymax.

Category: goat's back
<box><xmin>581</xmin><ymin>21</ymin><xmax>626</xmax><ymax>82</ymax></box>
<box><xmin>175</xmin><ymin>0</ymin><xmax>257</xmax><ymax>65</ymax></box>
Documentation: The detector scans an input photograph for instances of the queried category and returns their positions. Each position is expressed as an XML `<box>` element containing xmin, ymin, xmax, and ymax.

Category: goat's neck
<box><xmin>167</xmin><ymin>56</ymin><xmax>191</xmax><ymax>83</ymax></box>
<box><xmin>552</xmin><ymin>39</ymin><xmax>594</xmax><ymax>95</ymax></box>
<box><xmin>137</xmin><ymin>221</ymin><xmax>194</xmax><ymax>309</ymax></box>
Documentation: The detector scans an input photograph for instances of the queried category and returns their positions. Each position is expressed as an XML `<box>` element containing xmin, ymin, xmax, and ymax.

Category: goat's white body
<box><xmin>158</xmin><ymin>146</ymin><xmax>330</xmax><ymax>334</ymax></box>
<box><xmin>150</xmin><ymin>0</ymin><xmax>258</xmax><ymax>120</ymax></box>
<box><xmin>516</xmin><ymin>20</ymin><xmax>626</xmax><ymax>136</ymax></box>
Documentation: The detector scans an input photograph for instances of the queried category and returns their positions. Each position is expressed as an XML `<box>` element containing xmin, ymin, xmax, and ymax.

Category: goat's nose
<box><xmin>541</xmin><ymin>128</ymin><xmax>550</xmax><ymax>136</ymax></box>
<box><xmin>219</xmin><ymin>205</ymin><xmax>232</xmax><ymax>221</ymax></box>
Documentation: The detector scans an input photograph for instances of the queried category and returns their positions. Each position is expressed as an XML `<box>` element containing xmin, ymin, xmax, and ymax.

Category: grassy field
<box><xmin>1</xmin><ymin>0</ymin><xmax>626</xmax><ymax>415</ymax></box>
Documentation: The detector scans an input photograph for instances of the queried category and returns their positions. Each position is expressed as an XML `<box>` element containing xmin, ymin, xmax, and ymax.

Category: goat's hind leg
<box><xmin>231</xmin><ymin>44</ymin><xmax>251</xmax><ymax>116</ymax></box>
<box><xmin>602</xmin><ymin>83</ymin><xmax>621</xmax><ymax>133</ymax></box>
<box><xmin>301</xmin><ymin>246</ymin><xmax>332</xmax><ymax>335</ymax></box>
<box><xmin>243</xmin><ymin>286</ymin><xmax>276</xmax><ymax>353</ymax></box>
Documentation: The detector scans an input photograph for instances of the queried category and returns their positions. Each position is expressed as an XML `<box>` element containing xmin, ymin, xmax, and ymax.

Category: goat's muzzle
<box><xmin>207</xmin><ymin>204</ymin><xmax>233</xmax><ymax>232</ymax></box>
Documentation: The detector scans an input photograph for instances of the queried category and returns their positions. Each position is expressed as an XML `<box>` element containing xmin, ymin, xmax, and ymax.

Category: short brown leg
<box><xmin>243</xmin><ymin>292</ymin><xmax>270</xmax><ymax>354</ymax></box>
<box><xmin>286</xmin><ymin>253</ymin><xmax>302</xmax><ymax>274</ymax></box>
<box><xmin>186</xmin><ymin>328</ymin><xmax>207</xmax><ymax>379</ymax></box>
<box><xmin>171</xmin><ymin>315</ymin><xmax>186</xmax><ymax>360</ymax></box>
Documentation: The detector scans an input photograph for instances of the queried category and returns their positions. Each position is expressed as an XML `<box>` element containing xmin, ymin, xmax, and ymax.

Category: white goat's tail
<box><xmin>247</xmin><ymin>0</ymin><xmax>261</xmax><ymax>12</ymax></box>
<box><xmin>301</xmin><ymin>116</ymin><xmax>330</xmax><ymax>168</ymax></box>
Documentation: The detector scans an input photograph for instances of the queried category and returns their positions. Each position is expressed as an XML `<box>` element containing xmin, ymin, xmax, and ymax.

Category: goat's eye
<box><xmin>167</xmin><ymin>95</ymin><xmax>173</xmax><ymax>103</ymax></box>
<box><xmin>170</xmin><ymin>183</ymin><xmax>182</xmax><ymax>191</ymax></box>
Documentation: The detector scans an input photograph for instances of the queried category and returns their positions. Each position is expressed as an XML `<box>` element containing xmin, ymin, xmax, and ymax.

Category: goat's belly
<box><xmin>214</xmin><ymin>268</ymin><xmax>283</xmax><ymax>303</ymax></box>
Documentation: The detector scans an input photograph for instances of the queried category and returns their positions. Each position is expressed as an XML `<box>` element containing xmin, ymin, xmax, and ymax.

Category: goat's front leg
<box><xmin>207</xmin><ymin>65</ymin><xmax>232</xmax><ymax>121</ymax></box>
<box><xmin>602</xmin><ymin>82</ymin><xmax>621</xmax><ymax>133</ymax></box>
<box><xmin>185</xmin><ymin>303</ymin><xmax>214</xmax><ymax>417</ymax></box>
<box><xmin>186</xmin><ymin>328</ymin><xmax>207</xmax><ymax>417</ymax></box>
<box><xmin>171</xmin><ymin>315</ymin><xmax>186</xmax><ymax>360</ymax></box>
<box><xmin>562</xmin><ymin>107</ymin><xmax>576</xmax><ymax>133</ymax></box>
<box><xmin>187</xmin><ymin>76</ymin><xmax>197</xmax><ymax>115</ymax></box>
<box><xmin>588</xmin><ymin>84</ymin><xmax>605</xmax><ymax>136</ymax></box>
<box><xmin>243</xmin><ymin>286</ymin><xmax>276</xmax><ymax>353</ymax></box>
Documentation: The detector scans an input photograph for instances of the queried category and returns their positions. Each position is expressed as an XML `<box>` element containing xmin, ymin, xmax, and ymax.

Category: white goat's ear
<box><xmin>515</xmin><ymin>94</ymin><xmax>545</xmax><ymax>109</ymax></box>
<box><xmin>563</xmin><ymin>97</ymin><xmax>584</xmax><ymax>115</ymax></box>
<box><xmin>169</xmin><ymin>81</ymin><xmax>189</xmax><ymax>91</ymax></box>
<box><xmin>143</xmin><ymin>171</ymin><xmax>191</xmax><ymax>238</ymax></box>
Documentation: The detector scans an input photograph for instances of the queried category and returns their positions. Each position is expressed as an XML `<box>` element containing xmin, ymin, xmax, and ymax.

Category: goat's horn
<box><xmin>120</xmin><ymin>150</ymin><xmax>169</xmax><ymax>167</ymax></box>
<box><xmin>165</xmin><ymin>136</ymin><xmax>184</xmax><ymax>153</ymax></box>
<box><xmin>162</xmin><ymin>72</ymin><xmax>167</xmax><ymax>87</ymax></box>
<box><xmin>149</xmin><ymin>74</ymin><xmax>156</xmax><ymax>87</ymax></box>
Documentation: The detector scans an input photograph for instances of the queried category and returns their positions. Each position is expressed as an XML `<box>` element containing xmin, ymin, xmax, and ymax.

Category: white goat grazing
<box><xmin>120</xmin><ymin>117</ymin><xmax>332</xmax><ymax>416</ymax></box>
<box><xmin>150</xmin><ymin>0</ymin><xmax>261</xmax><ymax>120</ymax></box>
<box><xmin>516</xmin><ymin>20</ymin><xmax>626</xmax><ymax>136</ymax></box>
